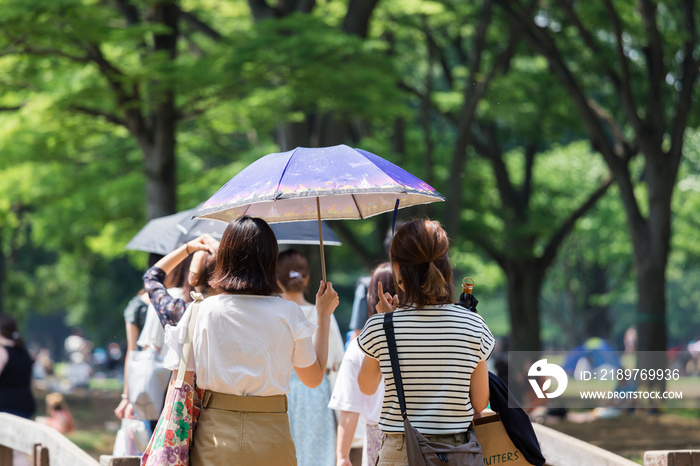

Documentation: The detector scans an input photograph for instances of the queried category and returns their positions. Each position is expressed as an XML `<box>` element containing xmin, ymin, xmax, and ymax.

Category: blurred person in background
<box><xmin>37</xmin><ymin>392</ymin><xmax>75</xmax><ymax>435</ymax></box>
<box><xmin>0</xmin><ymin>314</ymin><xmax>36</xmax><ymax>420</ymax></box>
<box><xmin>329</xmin><ymin>262</ymin><xmax>392</xmax><ymax>466</ymax></box>
<box><xmin>278</xmin><ymin>249</ymin><xmax>345</xmax><ymax>466</ymax></box>
<box><xmin>114</xmin><ymin>288</ymin><xmax>151</xmax><ymax>421</ymax></box>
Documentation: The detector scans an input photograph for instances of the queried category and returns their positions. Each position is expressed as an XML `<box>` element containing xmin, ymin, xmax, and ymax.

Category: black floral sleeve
<box><xmin>142</xmin><ymin>266</ymin><xmax>186</xmax><ymax>327</ymax></box>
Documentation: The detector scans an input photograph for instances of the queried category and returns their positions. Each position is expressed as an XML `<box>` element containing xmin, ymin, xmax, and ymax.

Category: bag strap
<box><xmin>383</xmin><ymin>312</ymin><xmax>408</xmax><ymax>420</ymax></box>
<box><xmin>174</xmin><ymin>291</ymin><xmax>204</xmax><ymax>389</ymax></box>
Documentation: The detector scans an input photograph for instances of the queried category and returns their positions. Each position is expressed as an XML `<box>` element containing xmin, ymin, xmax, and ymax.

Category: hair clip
<box><xmin>289</xmin><ymin>271</ymin><xmax>302</xmax><ymax>279</ymax></box>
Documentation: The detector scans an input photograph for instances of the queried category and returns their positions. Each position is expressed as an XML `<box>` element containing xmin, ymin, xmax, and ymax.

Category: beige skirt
<box><xmin>191</xmin><ymin>391</ymin><xmax>297</xmax><ymax>465</ymax></box>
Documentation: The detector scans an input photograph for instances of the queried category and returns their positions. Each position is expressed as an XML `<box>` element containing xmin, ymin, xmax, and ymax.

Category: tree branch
<box><xmin>84</xmin><ymin>44</ymin><xmax>148</xmax><ymax>142</ymax></box>
<box><xmin>599</xmin><ymin>0</ymin><xmax>645</xmax><ymax>140</ymax></box>
<box><xmin>494</xmin><ymin>0</ymin><xmax>648</xmax><ymax>234</ymax></box>
<box><xmin>520</xmin><ymin>142</ymin><xmax>537</xmax><ymax>216</ymax></box>
<box><xmin>179</xmin><ymin>8</ymin><xmax>223</xmax><ymax>41</ymax></box>
<box><xmin>540</xmin><ymin>177</ymin><xmax>614</xmax><ymax>270</ymax></box>
<box><xmin>342</xmin><ymin>0</ymin><xmax>380</xmax><ymax>38</ymax></box>
<box><xmin>638</xmin><ymin>0</ymin><xmax>666</xmax><ymax>143</ymax></box>
<box><xmin>0</xmin><ymin>105</ymin><xmax>23</xmax><ymax>112</ymax></box>
<box><xmin>248</xmin><ymin>0</ymin><xmax>274</xmax><ymax>21</ymax></box>
<box><xmin>70</xmin><ymin>105</ymin><xmax>126</xmax><ymax>127</ymax></box>
<box><xmin>472</xmin><ymin>124</ymin><xmax>519</xmax><ymax>217</ymax></box>
<box><xmin>445</xmin><ymin>0</ymin><xmax>523</xmax><ymax>236</ymax></box>
<box><xmin>669</xmin><ymin>0</ymin><xmax>699</xmax><ymax>168</ymax></box>
<box><xmin>423</xmin><ymin>26</ymin><xmax>454</xmax><ymax>88</ymax></box>
<box><xmin>114</xmin><ymin>0</ymin><xmax>140</xmax><ymax>25</ymax></box>
<box><xmin>469</xmin><ymin>231</ymin><xmax>506</xmax><ymax>270</ymax></box>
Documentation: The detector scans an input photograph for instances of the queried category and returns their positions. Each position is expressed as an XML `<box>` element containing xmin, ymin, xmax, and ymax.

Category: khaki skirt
<box><xmin>191</xmin><ymin>391</ymin><xmax>297</xmax><ymax>465</ymax></box>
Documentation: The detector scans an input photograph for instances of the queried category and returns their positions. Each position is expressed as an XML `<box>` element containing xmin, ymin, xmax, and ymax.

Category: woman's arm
<box><xmin>294</xmin><ymin>281</ymin><xmax>339</xmax><ymax>388</ymax></box>
<box><xmin>357</xmin><ymin>356</ymin><xmax>382</xmax><ymax>396</ymax></box>
<box><xmin>336</xmin><ymin>410</ymin><xmax>360</xmax><ymax>466</ymax></box>
<box><xmin>469</xmin><ymin>360</ymin><xmax>490</xmax><ymax>413</ymax></box>
<box><xmin>115</xmin><ymin>322</ymin><xmax>140</xmax><ymax>419</ymax></box>
<box><xmin>144</xmin><ymin>235</ymin><xmax>217</xmax><ymax>327</ymax></box>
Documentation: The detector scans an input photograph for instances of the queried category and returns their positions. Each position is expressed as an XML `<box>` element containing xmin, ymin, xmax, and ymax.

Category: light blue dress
<box><xmin>288</xmin><ymin>370</ymin><xmax>336</xmax><ymax>466</ymax></box>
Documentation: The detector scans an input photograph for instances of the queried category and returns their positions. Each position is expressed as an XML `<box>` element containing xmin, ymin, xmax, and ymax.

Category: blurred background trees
<box><xmin>0</xmin><ymin>0</ymin><xmax>698</xmax><ymax>355</ymax></box>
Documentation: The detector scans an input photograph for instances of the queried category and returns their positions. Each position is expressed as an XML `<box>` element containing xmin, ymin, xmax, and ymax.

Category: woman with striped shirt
<box><xmin>357</xmin><ymin>219</ymin><xmax>494</xmax><ymax>465</ymax></box>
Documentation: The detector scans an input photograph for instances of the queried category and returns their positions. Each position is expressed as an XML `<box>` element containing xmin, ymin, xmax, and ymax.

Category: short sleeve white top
<box><xmin>163</xmin><ymin>294</ymin><xmax>317</xmax><ymax>396</ymax></box>
<box><xmin>138</xmin><ymin>288</ymin><xmax>184</xmax><ymax>352</ymax></box>
<box><xmin>328</xmin><ymin>338</ymin><xmax>384</xmax><ymax>425</ymax></box>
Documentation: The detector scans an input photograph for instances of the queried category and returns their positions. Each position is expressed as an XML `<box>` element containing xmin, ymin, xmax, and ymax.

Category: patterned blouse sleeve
<box><xmin>142</xmin><ymin>266</ymin><xmax>186</xmax><ymax>327</ymax></box>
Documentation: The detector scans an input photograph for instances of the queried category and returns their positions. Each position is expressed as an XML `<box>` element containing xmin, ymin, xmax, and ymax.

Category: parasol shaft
<box><xmin>316</xmin><ymin>197</ymin><xmax>327</xmax><ymax>282</ymax></box>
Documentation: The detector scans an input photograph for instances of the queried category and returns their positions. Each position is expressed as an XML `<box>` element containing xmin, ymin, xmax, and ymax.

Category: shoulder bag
<box><xmin>141</xmin><ymin>292</ymin><xmax>205</xmax><ymax>466</ymax></box>
<box><xmin>383</xmin><ymin>312</ymin><xmax>484</xmax><ymax>466</ymax></box>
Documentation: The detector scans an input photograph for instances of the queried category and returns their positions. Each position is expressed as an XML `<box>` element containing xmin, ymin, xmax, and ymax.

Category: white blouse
<box><xmin>164</xmin><ymin>294</ymin><xmax>317</xmax><ymax>396</ymax></box>
<box><xmin>328</xmin><ymin>338</ymin><xmax>384</xmax><ymax>425</ymax></box>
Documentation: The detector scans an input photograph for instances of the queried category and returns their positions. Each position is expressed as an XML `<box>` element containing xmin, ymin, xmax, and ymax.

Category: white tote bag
<box><xmin>127</xmin><ymin>346</ymin><xmax>170</xmax><ymax>420</ymax></box>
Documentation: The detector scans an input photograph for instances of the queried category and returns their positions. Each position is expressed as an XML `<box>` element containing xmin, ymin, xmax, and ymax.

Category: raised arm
<box><xmin>294</xmin><ymin>281</ymin><xmax>339</xmax><ymax>388</ymax></box>
<box><xmin>144</xmin><ymin>235</ymin><xmax>217</xmax><ymax>327</ymax></box>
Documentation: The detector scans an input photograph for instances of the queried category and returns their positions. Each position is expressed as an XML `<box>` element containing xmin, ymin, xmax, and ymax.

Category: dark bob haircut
<box><xmin>208</xmin><ymin>216</ymin><xmax>281</xmax><ymax>295</ymax></box>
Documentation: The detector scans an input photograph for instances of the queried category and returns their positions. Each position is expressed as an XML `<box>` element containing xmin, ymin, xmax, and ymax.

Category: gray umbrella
<box><xmin>126</xmin><ymin>205</ymin><xmax>342</xmax><ymax>255</ymax></box>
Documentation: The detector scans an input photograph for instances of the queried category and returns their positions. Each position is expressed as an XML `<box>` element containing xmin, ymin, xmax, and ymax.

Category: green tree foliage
<box><xmin>495</xmin><ymin>0</ymin><xmax>700</xmax><ymax>364</ymax></box>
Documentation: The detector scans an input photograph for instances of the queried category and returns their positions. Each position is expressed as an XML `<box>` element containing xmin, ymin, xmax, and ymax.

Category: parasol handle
<box><xmin>462</xmin><ymin>277</ymin><xmax>474</xmax><ymax>294</ymax></box>
<box><xmin>316</xmin><ymin>197</ymin><xmax>327</xmax><ymax>282</ymax></box>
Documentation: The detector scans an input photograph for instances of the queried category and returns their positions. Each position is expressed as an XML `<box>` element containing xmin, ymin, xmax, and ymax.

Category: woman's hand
<box><xmin>376</xmin><ymin>281</ymin><xmax>398</xmax><ymax>314</ymax></box>
<box><xmin>114</xmin><ymin>398</ymin><xmax>135</xmax><ymax>419</ymax></box>
<box><xmin>316</xmin><ymin>281</ymin><xmax>339</xmax><ymax>319</ymax></box>
<box><xmin>114</xmin><ymin>398</ymin><xmax>128</xmax><ymax>419</ymax></box>
<box><xmin>185</xmin><ymin>234</ymin><xmax>218</xmax><ymax>255</ymax></box>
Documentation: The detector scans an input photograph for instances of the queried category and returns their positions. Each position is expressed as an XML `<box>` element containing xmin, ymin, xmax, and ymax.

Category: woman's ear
<box><xmin>392</xmin><ymin>263</ymin><xmax>404</xmax><ymax>291</ymax></box>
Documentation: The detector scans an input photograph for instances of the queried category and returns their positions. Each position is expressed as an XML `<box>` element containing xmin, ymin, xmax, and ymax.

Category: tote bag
<box><xmin>473</xmin><ymin>414</ymin><xmax>532</xmax><ymax>466</ymax></box>
<box><xmin>128</xmin><ymin>346</ymin><xmax>171</xmax><ymax>420</ymax></box>
<box><xmin>141</xmin><ymin>293</ymin><xmax>204</xmax><ymax>466</ymax></box>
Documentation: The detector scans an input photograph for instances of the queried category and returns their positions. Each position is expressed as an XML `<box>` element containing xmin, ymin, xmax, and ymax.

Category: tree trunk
<box><xmin>583</xmin><ymin>263</ymin><xmax>610</xmax><ymax>340</ymax></box>
<box><xmin>505</xmin><ymin>259</ymin><xmax>544</xmax><ymax>352</ymax></box>
<box><xmin>276</xmin><ymin>120</ymin><xmax>312</xmax><ymax>151</ymax></box>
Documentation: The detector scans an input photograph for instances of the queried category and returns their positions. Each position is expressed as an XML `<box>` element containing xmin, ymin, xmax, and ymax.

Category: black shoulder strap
<box><xmin>383</xmin><ymin>312</ymin><xmax>408</xmax><ymax>420</ymax></box>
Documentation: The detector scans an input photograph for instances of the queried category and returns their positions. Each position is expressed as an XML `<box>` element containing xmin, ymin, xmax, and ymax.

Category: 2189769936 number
<box><xmin>598</xmin><ymin>368</ymin><xmax>680</xmax><ymax>381</ymax></box>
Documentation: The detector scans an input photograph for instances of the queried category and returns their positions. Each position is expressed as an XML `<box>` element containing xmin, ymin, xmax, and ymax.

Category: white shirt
<box><xmin>328</xmin><ymin>339</ymin><xmax>384</xmax><ymax>425</ymax></box>
<box><xmin>164</xmin><ymin>294</ymin><xmax>317</xmax><ymax>396</ymax></box>
<box><xmin>137</xmin><ymin>287</ymin><xmax>184</xmax><ymax>352</ymax></box>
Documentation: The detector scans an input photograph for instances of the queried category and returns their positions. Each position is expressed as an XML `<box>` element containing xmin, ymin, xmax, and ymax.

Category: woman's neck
<box><xmin>281</xmin><ymin>290</ymin><xmax>310</xmax><ymax>307</ymax></box>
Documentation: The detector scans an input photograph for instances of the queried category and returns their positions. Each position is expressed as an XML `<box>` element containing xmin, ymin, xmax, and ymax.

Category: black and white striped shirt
<box><xmin>358</xmin><ymin>304</ymin><xmax>495</xmax><ymax>435</ymax></box>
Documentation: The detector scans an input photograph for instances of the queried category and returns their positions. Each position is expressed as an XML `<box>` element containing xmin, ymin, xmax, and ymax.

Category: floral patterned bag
<box><xmin>141</xmin><ymin>293</ymin><xmax>204</xmax><ymax>466</ymax></box>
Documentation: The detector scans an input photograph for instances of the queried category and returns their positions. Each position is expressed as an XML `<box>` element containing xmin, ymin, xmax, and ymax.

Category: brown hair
<box><xmin>390</xmin><ymin>219</ymin><xmax>454</xmax><ymax>309</ymax></box>
<box><xmin>190</xmin><ymin>251</ymin><xmax>217</xmax><ymax>290</ymax></box>
<box><xmin>208</xmin><ymin>216</ymin><xmax>281</xmax><ymax>295</ymax></box>
<box><xmin>165</xmin><ymin>254</ymin><xmax>195</xmax><ymax>303</ymax></box>
<box><xmin>367</xmin><ymin>262</ymin><xmax>395</xmax><ymax>319</ymax></box>
<box><xmin>0</xmin><ymin>314</ymin><xmax>24</xmax><ymax>349</ymax></box>
<box><xmin>277</xmin><ymin>249</ymin><xmax>309</xmax><ymax>293</ymax></box>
